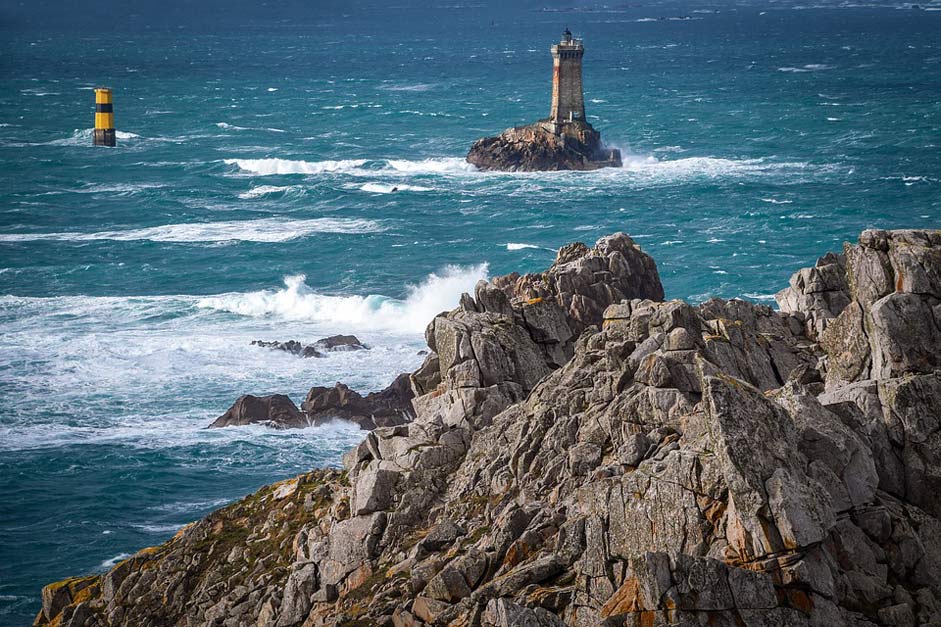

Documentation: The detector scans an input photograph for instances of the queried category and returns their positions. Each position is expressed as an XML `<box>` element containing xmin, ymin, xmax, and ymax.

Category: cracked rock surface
<box><xmin>36</xmin><ymin>229</ymin><xmax>941</xmax><ymax>627</ymax></box>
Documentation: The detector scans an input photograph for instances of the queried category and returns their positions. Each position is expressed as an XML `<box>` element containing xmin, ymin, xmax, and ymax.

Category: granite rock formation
<box><xmin>35</xmin><ymin>229</ymin><xmax>941</xmax><ymax>627</ymax></box>
<box><xmin>466</xmin><ymin>122</ymin><xmax>621</xmax><ymax>172</ymax></box>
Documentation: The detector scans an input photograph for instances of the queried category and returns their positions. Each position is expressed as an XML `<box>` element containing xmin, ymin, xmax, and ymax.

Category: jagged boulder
<box><xmin>778</xmin><ymin>229</ymin><xmax>941</xmax><ymax>385</ymax></box>
<box><xmin>507</xmin><ymin>232</ymin><xmax>664</xmax><ymax>335</ymax></box>
<box><xmin>466</xmin><ymin>122</ymin><xmax>621</xmax><ymax>172</ymax></box>
<box><xmin>303</xmin><ymin>373</ymin><xmax>415</xmax><ymax>430</ymax></box>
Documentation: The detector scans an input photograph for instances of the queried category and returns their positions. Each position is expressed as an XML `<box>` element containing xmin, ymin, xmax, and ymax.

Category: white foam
<box><xmin>133</xmin><ymin>523</ymin><xmax>185</xmax><ymax>534</ymax></box>
<box><xmin>225</xmin><ymin>157</ymin><xmax>368</xmax><ymax>175</ymax></box>
<box><xmin>99</xmin><ymin>553</ymin><xmax>132</xmax><ymax>569</ymax></box>
<box><xmin>223</xmin><ymin>152</ymin><xmax>819</xmax><ymax>189</ymax></box>
<box><xmin>237</xmin><ymin>185</ymin><xmax>301</xmax><ymax>199</ymax></box>
<box><xmin>226</xmin><ymin>156</ymin><xmax>475</xmax><ymax>178</ymax></box>
<box><xmin>150</xmin><ymin>497</ymin><xmax>234</xmax><ymax>514</ymax></box>
<box><xmin>379</xmin><ymin>83</ymin><xmax>433</xmax><ymax>92</ymax></box>
<box><xmin>0</xmin><ymin>286</ymin><xmax>430</xmax><ymax>453</ymax></box>
<box><xmin>760</xmin><ymin>198</ymin><xmax>794</xmax><ymax>204</ymax></box>
<box><xmin>44</xmin><ymin>129</ymin><xmax>145</xmax><ymax>146</ymax></box>
<box><xmin>217</xmin><ymin>122</ymin><xmax>287</xmax><ymax>134</ymax></box>
<box><xmin>359</xmin><ymin>182</ymin><xmax>431</xmax><ymax>194</ymax></box>
<box><xmin>383</xmin><ymin>158</ymin><xmax>477</xmax><ymax>175</ymax></box>
<box><xmin>614</xmin><ymin>153</ymin><xmax>817</xmax><ymax>183</ymax></box>
<box><xmin>778</xmin><ymin>64</ymin><xmax>834</xmax><ymax>73</ymax></box>
<box><xmin>0</xmin><ymin>217</ymin><xmax>383</xmax><ymax>243</ymax></box>
<box><xmin>506</xmin><ymin>242</ymin><xmax>542</xmax><ymax>251</ymax></box>
<box><xmin>197</xmin><ymin>265</ymin><xmax>487</xmax><ymax>333</ymax></box>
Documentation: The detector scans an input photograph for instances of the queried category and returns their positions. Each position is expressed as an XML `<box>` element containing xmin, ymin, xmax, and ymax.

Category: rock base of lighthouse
<box><xmin>466</xmin><ymin>120</ymin><xmax>621</xmax><ymax>172</ymax></box>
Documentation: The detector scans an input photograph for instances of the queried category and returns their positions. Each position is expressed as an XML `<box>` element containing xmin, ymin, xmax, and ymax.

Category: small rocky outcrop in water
<box><xmin>466</xmin><ymin>121</ymin><xmax>621</xmax><ymax>172</ymax></box>
<box><xmin>302</xmin><ymin>373</ymin><xmax>416</xmax><ymax>430</ymax></box>
<box><xmin>36</xmin><ymin>229</ymin><xmax>941</xmax><ymax>627</ymax></box>
<box><xmin>251</xmin><ymin>335</ymin><xmax>369</xmax><ymax>358</ymax></box>
<box><xmin>208</xmin><ymin>374</ymin><xmax>414</xmax><ymax>431</ymax></box>
<box><xmin>208</xmin><ymin>394</ymin><xmax>307</xmax><ymax>429</ymax></box>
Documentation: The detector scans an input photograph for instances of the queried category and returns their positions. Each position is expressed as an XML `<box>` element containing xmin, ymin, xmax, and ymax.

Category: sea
<box><xmin>0</xmin><ymin>0</ymin><xmax>938</xmax><ymax>623</ymax></box>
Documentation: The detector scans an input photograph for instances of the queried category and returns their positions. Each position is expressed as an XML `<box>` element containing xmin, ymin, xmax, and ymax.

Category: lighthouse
<box><xmin>466</xmin><ymin>29</ymin><xmax>621</xmax><ymax>171</ymax></box>
<box><xmin>548</xmin><ymin>28</ymin><xmax>586</xmax><ymax>130</ymax></box>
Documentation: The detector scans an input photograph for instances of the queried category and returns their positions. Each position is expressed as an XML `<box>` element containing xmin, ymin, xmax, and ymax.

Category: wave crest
<box><xmin>225</xmin><ymin>157</ymin><xmax>476</xmax><ymax>177</ymax></box>
<box><xmin>225</xmin><ymin>158</ymin><xmax>368</xmax><ymax>175</ymax></box>
<box><xmin>0</xmin><ymin>217</ymin><xmax>383</xmax><ymax>243</ymax></box>
<box><xmin>197</xmin><ymin>265</ymin><xmax>488</xmax><ymax>333</ymax></box>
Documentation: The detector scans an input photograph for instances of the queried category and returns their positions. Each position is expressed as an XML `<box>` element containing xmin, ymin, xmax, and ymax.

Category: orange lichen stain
<box><xmin>600</xmin><ymin>577</ymin><xmax>641</xmax><ymax>617</ymax></box>
<box><xmin>525</xmin><ymin>297</ymin><xmax>544</xmax><ymax>305</ymax></box>
<box><xmin>70</xmin><ymin>582</ymin><xmax>99</xmax><ymax>605</ymax></box>
<box><xmin>639</xmin><ymin>610</ymin><xmax>657</xmax><ymax>627</ymax></box>
<box><xmin>896</xmin><ymin>270</ymin><xmax>904</xmax><ymax>293</ymax></box>
<box><xmin>501</xmin><ymin>540</ymin><xmax>532</xmax><ymax>570</ymax></box>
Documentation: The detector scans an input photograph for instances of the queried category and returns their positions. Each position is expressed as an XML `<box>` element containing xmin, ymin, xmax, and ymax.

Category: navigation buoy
<box><xmin>93</xmin><ymin>88</ymin><xmax>116</xmax><ymax>147</ymax></box>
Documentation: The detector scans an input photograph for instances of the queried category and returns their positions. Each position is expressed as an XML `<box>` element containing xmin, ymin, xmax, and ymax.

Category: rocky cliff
<box><xmin>35</xmin><ymin>229</ymin><xmax>941</xmax><ymax>627</ymax></box>
<box><xmin>466</xmin><ymin>121</ymin><xmax>621</xmax><ymax>172</ymax></box>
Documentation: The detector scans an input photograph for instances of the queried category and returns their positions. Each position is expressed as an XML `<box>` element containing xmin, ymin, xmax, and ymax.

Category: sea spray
<box><xmin>196</xmin><ymin>264</ymin><xmax>488</xmax><ymax>333</ymax></box>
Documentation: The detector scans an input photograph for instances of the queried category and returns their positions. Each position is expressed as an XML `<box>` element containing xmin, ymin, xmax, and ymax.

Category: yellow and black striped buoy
<box><xmin>93</xmin><ymin>87</ymin><xmax>116</xmax><ymax>147</ymax></box>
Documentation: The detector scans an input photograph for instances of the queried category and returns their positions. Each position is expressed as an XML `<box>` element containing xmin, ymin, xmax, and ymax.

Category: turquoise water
<box><xmin>1</xmin><ymin>0</ymin><xmax>939</xmax><ymax>623</ymax></box>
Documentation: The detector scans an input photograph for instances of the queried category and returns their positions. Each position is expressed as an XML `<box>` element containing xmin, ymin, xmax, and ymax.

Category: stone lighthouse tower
<box><xmin>466</xmin><ymin>29</ymin><xmax>621</xmax><ymax>171</ymax></box>
<box><xmin>548</xmin><ymin>28</ymin><xmax>586</xmax><ymax>130</ymax></box>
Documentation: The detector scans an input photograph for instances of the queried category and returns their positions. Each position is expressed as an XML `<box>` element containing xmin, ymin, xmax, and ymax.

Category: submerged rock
<box><xmin>466</xmin><ymin>122</ymin><xmax>621</xmax><ymax>172</ymax></box>
<box><xmin>250</xmin><ymin>334</ymin><xmax>369</xmax><ymax>358</ymax></box>
<box><xmin>312</xmin><ymin>334</ymin><xmax>369</xmax><ymax>352</ymax></box>
<box><xmin>37</xmin><ymin>230</ymin><xmax>941</xmax><ymax>627</ymax></box>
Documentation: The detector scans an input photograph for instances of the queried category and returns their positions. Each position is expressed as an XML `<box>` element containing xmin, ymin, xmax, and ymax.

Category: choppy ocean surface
<box><xmin>1</xmin><ymin>0</ymin><xmax>939</xmax><ymax>623</ymax></box>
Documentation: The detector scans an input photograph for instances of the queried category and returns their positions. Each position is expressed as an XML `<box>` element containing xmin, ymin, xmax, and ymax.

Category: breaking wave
<box><xmin>225</xmin><ymin>158</ymin><xmax>368</xmax><ymax>175</ymax></box>
<box><xmin>223</xmin><ymin>153</ymin><xmax>828</xmax><ymax>187</ymax></box>
<box><xmin>237</xmin><ymin>185</ymin><xmax>305</xmax><ymax>199</ymax></box>
<box><xmin>224</xmin><ymin>157</ymin><xmax>477</xmax><ymax>176</ymax></box>
<box><xmin>197</xmin><ymin>265</ymin><xmax>488</xmax><ymax>333</ymax></box>
<box><xmin>216</xmin><ymin>122</ymin><xmax>287</xmax><ymax>133</ymax></box>
<box><xmin>225</xmin><ymin>157</ymin><xmax>475</xmax><ymax>177</ymax></box>
<box><xmin>45</xmin><ymin>129</ymin><xmax>144</xmax><ymax>146</ymax></box>
<box><xmin>506</xmin><ymin>242</ymin><xmax>554</xmax><ymax>252</ymax></box>
<box><xmin>0</xmin><ymin>217</ymin><xmax>383</xmax><ymax>243</ymax></box>
<box><xmin>359</xmin><ymin>182</ymin><xmax>432</xmax><ymax>193</ymax></box>
<box><xmin>613</xmin><ymin>153</ymin><xmax>824</xmax><ymax>183</ymax></box>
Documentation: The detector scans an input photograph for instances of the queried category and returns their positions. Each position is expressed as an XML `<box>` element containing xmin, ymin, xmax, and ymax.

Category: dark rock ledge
<box><xmin>35</xmin><ymin>229</ymin><xmax>941</xmax><ymax>627</ymax></box>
